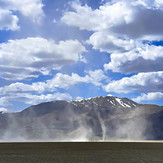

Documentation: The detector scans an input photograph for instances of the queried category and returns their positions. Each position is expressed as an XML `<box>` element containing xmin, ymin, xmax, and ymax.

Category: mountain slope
<box><xmin>0</xmin><ymin>96</ymin><xmax>162</xmax><ymax>141</ymax></box>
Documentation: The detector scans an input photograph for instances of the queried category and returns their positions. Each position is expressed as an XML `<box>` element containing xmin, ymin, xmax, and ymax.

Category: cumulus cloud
<box><xmin>0</xmin><ymin>97</ymin><xmax>11</xmax><ymax>107</ymax></box>
<box><xmin>104</xmin><ymin>44</ymin><xmax>163</xmax><ymax>73</ymax></box>
<box><xmin>0</xmin><ymin>69</ymin><xmax>108</xmax><ymax>107</ymax></box>
<box><xmin>87</xmin><ymin>31</ymin><xmax>135</xmax><ymax>53</ymax></box>
<box><xmin>0</xmin><ymin>107</ymin><xmax>8</xmax><ymax>112</ymax></box>
<box><xmin>0</xmin><ymin>69</ymin><xmax>107</xmax><ymax>95</ymax></box>
<box><xmin>0</xmin><ymin>0</ymin><xmax>44</xmax><ymax>24</ymax></box>
<box><xmin>62</xmin><ymin>3</ymin><xmax>102</xmax><ymax>31</ymax></box>
<box><xmin>0</xmin><ymin>92</ymin><xmax>72</xmax><ymax>107</ymax></box>
<box><xmin>103</xmin><ymin>71</ymin><xmax>163</xmax><ymax>93</ymax></box>
<box><xmin>62</xmin><ymin>1</ymin><xmax>132</xmax><ymax>32</ymax></box>
<box><xmin>53</xmin><ymin>18</ymin><xmax>56</xmax><ymax>23</ymax></box>
<box><xmin>133</xmin><ymin>92</ymin><xmax>163</xmax><ymax>102</ymax></box>
<box><xmin>0</xmin><ymin>37</ymin><xmax>86</xmax><ymax>80</ymax></box>
<box><xmin>0</xmin><ymin>9</ymin><xmax>19</xmax><ymax>31</ymax></box>
<box><xmin>0</xmin><ymin>82</ymin><xmax>47</xmax><ymax>95</ymax></box>
<box><xmin>109</xmin><ymin>3</ymin><xmax>163</xmax><ymax>40</ymax></box>
<box><xmin>0</xmin><ymin>70</ymin><xmax>106</xmax><ymax>108</ymax></box>
<box><xmin>62</xmin><ymin>0</ymin><xmax>163</xmax><ymax>39</ymax></box>
<box><xmin>62</xmin><ymin>1</ymin><xmax>163</xmax><ymax>75</ymax></box>
<box><xmin>14</xmin><ymin>93</ymin><xmax>72</xmax><ymax>105</ymax></box>
<box><xmin>47</xmin><ymin>69</ymin><xmax>107</xmax><ymax>89</ymax></box>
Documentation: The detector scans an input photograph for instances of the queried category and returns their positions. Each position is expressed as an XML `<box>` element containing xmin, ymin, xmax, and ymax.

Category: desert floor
<box><xmin>0</xmin><ymin>142</ymin><xmax>163</xmax><ymax>163</ymax></box>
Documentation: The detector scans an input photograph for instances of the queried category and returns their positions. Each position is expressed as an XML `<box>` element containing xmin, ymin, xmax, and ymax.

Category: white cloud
<box><xmin>0</xmin><ymin>92</ymin><xmax>72</xmax><ymax>106</ymax></box>
<box><xmin>62</xmin><ymin>3</ymin><xmax>102</xmax><ymax>31</ymax></box>
<box><xmin>0</xmin><ymin>82</ymin><xmax>47</xmax><ymax>95</ymax></box>
<box><xmin>0</xmin><ymin>9</ymin><xmax>19</xmax><ymax>31</ymax></box>
<box><xmin>0</xmin><ymin>97</ymin><xmax>11</xmax><ymax>107</ymax></box>
<box><xmin>0</xmin><ymin>69</ymin><xmax>107</xmax><ymax>107</ymax></box>
<box><xmin>62</xmin><ymin>0</ymin><xmax>163</xmax><ymax>76</ymax></box>
<box><xmin>62</xmin><ymin>1</ymin><xmax>163</xmax><ymax>40</ymax></box>
<box><xmin>133</xmin><ymin>92</ymin><xmax>163</xmax><ymax>102</ymax></box>
<box><xmin>104</xmin><ymin>44</ymin><xmax>163</xmax><ymax>73</ymax></box>
<box><xmin>156</xmin><ymin>0</ymin><xmax>163</xmax><ymax>6</ymax></box>
<box><xmin>62</xmin><ymin>2</ymin><xmax>132</xmax><ymax>32</ymax></box>
<box><xmin>0</xmin><ymin>37</ymin><xmax>86</xmax><ymax>80</ymax></box>
<box><xmin>130</xmin><ymin>0</ymin><xmax>163</xmax><ymax>10</ymax></box>
<box><xmin>0</xmin><ymin>107</ymin><xmax>8</xmax><ymax>113</ymax></box>
<box><xmin>0</xmin><ymin>0</ymin><xmax>44</xmax><ymax>23</ymax></box>
<box><xmin>53</xmin><ymin>18</ymin><xmax>56</xmax><ymax>23</ymax></box>
<box><xmin>0</xmin><ymin>69</ymin><xmax>107</xmax><ymax>95</ymax></box>
<box><xmin>46</xmin><ymin>69</ymin><xmax>108</xmax><ymax>89</ymax></box>
<box><xmin>109</xmin><ymin>6</ymin><xmax>163</xmax><ymax>40</ymax></box>
<box><xmin>87</xmin><ymin>31</ymin><xmax>135</xmax><ymax>53</ymax></box>
<box><xmin>16</xmin><ymin>93</ymin><xmax>72</xmax><ymax>105</ymax></box>
<box><xmin>103</xmin><ymin>71</ymin><xmax>163</xmax><ymax>93</ymax></box>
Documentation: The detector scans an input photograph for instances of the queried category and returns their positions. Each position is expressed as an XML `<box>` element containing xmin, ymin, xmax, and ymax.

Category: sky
<box><xmin>0</xmin><ymin>0</ymin><xmax>163</xmax><ymax>112</ymax></box>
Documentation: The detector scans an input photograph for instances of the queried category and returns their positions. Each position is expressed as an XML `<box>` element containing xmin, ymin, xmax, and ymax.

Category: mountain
<box><xmin>0</xmin><ymin>96</ymin><xmax>163</xmax><ymax>141</ymax></box>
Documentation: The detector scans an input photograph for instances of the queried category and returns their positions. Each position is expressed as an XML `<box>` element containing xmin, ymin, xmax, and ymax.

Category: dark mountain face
<box><xmin>0</xmin><ymin>96</ymin><xmax>162</xmax><ymax>141</ymax></box>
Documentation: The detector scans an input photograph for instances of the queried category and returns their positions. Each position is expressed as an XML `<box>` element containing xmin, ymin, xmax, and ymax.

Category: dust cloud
<box><xmin>0</xmin><ymin>105</ymin><xmax>153</xmax><ymax>142</ymax></box>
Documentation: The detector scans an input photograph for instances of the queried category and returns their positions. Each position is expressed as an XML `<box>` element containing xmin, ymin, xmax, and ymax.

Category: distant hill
<box><xmin>0</xmin><ymin>96</ymin><xmax>162</xmax><ymax>141</ymax></box>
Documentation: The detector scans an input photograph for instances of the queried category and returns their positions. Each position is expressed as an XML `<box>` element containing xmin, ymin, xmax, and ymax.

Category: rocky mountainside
<box><xmin>0</xmin><ymin>96</ymin><xmax>163</xmax><ymax>141</ymax></box>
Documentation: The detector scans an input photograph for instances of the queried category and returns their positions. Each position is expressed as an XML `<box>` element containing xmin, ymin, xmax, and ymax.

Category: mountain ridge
<box><xmin>0</xmin><ymin>95</ymin><xmax>162</xmax><ymax>141</ymax></box>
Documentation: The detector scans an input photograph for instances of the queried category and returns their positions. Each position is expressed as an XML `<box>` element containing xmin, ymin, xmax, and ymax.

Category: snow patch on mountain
<box><xmin>115</xmin><ymin>98</ymin><xmax>132</xmax><ymax>108</ymax></box>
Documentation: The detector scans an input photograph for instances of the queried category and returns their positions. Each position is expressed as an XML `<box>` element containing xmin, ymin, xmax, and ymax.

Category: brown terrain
<box><xmin>0</xmin><ymin>142</ymin><xmax>163</xmax><ymax>163</ymax></box>
<box><xmin>0</xmin><ymin>96</ymin><xmax>163</xmax><ymax>141</ymax></box>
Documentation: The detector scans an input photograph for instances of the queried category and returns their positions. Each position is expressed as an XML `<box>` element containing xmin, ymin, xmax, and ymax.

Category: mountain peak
<box><xmin>0</xmin><ymin>95</ymin><xmax>162</xmax><ymax>141</ymax></box>
<box><xmin>73</xmin><ymin>95</ymin><xmax>138</xmax><ymax>109</ymax></box>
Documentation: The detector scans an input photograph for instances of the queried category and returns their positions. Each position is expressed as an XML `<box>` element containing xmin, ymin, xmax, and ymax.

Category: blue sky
<box><xmin>0</xmin><ymin>0</ymin><xmax>163</xmax><ymax>112</ymax></box>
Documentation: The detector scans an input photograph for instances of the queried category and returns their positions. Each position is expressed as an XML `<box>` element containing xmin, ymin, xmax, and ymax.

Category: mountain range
<box><xmin>0</xmin><ymin>96</ymin><xmax>163</xmax><ymax>141</ymax></box>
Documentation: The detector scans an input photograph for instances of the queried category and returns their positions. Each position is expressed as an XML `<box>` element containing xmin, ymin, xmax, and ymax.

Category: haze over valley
<box><xmin>0</xmin><ymin>96</ymin><xmax>162</xmax><ymax>142</ymax></box>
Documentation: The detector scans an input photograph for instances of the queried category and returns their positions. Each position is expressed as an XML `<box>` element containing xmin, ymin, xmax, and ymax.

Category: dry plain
<box><xmin>0</xmin><ymin>142</ymin><xmax>163</xmax><ymax>163</ymax></box>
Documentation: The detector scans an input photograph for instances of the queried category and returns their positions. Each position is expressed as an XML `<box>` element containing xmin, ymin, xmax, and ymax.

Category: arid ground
<box><xmin>0</xmin><ymin>142</ymin><xmax>163</xmax><ymax>163</ymax></box>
